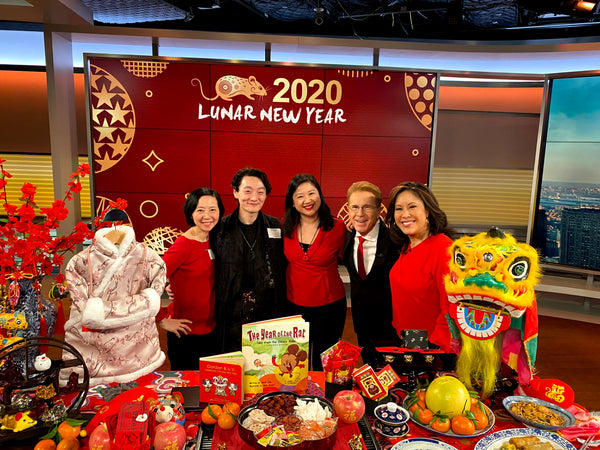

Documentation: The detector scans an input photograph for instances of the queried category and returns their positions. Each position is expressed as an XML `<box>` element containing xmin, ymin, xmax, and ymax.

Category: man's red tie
<box><xmin>357</xmin><ymin>236</ymin><xmax>367</xmax><ymax>280</ymax></box>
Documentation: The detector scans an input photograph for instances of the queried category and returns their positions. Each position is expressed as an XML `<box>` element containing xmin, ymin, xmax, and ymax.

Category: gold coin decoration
<box><xmin>90</xmin><ymin>64</ymin><xmax>136</xmax><ymax>173</ymax></box>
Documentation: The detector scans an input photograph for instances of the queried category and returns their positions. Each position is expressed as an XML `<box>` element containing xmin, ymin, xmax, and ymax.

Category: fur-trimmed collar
<box><xmin>93</xmin><ymin>225</ymin><xmax>136</xmax><ymax>257</ymax></box>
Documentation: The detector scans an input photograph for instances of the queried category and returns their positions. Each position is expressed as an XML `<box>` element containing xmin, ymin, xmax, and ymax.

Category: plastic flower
<box><xmin>0</xmin><ymin>160</ymin><xmax>94</xmax><ymax>285</ymax></box>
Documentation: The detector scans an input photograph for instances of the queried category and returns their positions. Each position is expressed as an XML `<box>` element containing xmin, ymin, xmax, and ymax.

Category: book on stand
<box><xmin>241</xmin><ymin>315</ymin><xmax>310</xmax><ymax>401</ymax></box>
<box><xmin>198</xmin><ymin>351</ymin><xmax>244</xmax><ymax>405</ymax></box>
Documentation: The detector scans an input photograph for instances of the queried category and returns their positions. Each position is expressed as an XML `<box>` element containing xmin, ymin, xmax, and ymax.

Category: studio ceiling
<box><xmin>3</xmin><ymin>0</ymin><xmax>600</xmax><ymax>42</ymax></box>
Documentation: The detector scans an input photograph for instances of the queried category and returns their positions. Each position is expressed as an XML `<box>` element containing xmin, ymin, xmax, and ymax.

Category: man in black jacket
<box><xmin>342</xmin><ymin>181</ymin><xmax>399</xmax><ymax>368</ymax></box>
<box><xmin>212</xmin><ymin>168</ymin><xmax>287</xmax><ymax>352</ymax></box>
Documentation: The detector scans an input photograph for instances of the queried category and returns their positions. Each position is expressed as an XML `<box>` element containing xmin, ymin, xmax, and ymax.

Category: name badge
<box><xmin>208</xmin><ymin>249</ymin><xmax>215</xmax><ymax>260</ymax></box>
<box><xmin>267</xmin><ymin>228</ymin><xmax>282</xmax><ymax>239</ymax></box>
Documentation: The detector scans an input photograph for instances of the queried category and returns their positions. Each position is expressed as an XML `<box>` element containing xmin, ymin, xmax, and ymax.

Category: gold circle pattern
<box><xmin>140</xmin><ymin>200</ymin><xmax>159</xmax><ymax>219</ymax></box>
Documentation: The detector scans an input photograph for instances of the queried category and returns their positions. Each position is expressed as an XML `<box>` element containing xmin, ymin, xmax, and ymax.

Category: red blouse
<box><xmin>284</xmin><ymin>218</ymin><xmax>346</xmax><ymax>307</ymax></box>
<box><xmin>389</xmin><ymin>233</ymin><xmax>452</xmax><ymax>352</ymax></box>
<box><xmin>161</xmin><ymin>235</ymin><xmax>216</xmax><ymax>335</ymax></box>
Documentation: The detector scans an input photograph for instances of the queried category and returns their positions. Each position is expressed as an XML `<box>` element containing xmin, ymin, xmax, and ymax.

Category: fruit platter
<box><xmin>402</xmin><ymin>375</ymin><xmax>495</xmax><ymax>438</ymax></box>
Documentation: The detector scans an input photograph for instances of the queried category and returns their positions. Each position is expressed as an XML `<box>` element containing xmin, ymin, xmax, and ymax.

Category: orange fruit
<box><xmin>223</xmin><ymin>402</ymin><xmax>240</xmax><ymax>417</ymax></box>
<box><xmin>217</xmin><ymin>411</ymin><xmax>237</xmax><ymax>430</ymax></box>
<box><xmin>450</xmin><ymin>415</ymin><xmax>475</xmax><ymax>435</ymax></box>
<box><xmin>58</xmin><ymin>421</ymin><xmax>81</xmax><ymax>440</ymax></box>
<box><xmin>201</xmin><ymin>404</ymin><xmax>222</xmax><ymax>425</ymax></box>
<box><xmin>56</xmin><ymin>438</ymin><xmax>80</xmax><ymax>450</ymax></box>
<box><xmin>34</xmin><ymin>439</ymin><xmax>57</xmax><ymax>450</ymax></box>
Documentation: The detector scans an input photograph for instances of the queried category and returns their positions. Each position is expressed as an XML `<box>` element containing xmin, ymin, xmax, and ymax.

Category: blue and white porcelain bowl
<box><xmin>374</xmin><ymin>402</ymin><xmax>410</xmax><ymax>425</ymax></box>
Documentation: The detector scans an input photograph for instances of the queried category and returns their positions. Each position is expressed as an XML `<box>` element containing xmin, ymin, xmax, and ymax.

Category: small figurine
<box><xmin>34</xmin><ymin>353</ymin><xmax>52</xmax><ymax>371</ymax></box>
<box><xmin>0</xmin><ymin>410</ymin><xmax>37</xmax><ymax>432</ymax></box>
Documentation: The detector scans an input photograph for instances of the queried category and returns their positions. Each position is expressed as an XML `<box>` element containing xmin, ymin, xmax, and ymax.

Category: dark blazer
<box><xmin>211</xmin><ymin>209</ymin><xmax>287</xmax><ymax>352</ymax></box>
<box><xmin>342</xmin><ymin>219</ymin><xmax>399</xmax><ymax>366</ymax></box>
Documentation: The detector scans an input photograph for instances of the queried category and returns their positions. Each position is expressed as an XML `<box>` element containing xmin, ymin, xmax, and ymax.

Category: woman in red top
<box><xmin>282</xmin><ymin>174</ymin><xmax>346</xmax><ymax>371</ymax></box>
<box><xmin>385</xmin><ymin>182</ymin><xmax>454</xmax><ymax>352</ymax></box>
<box><xmin>160</xmin><ymin>187</ymin><xmax>224</xmax><ymax>370</ymax></box>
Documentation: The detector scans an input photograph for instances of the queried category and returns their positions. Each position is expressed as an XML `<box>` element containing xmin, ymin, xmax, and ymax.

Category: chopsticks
<box><xmin>579</xmin><ymin>434</ymin><xmax>595</xmax><ymax>450</ymax></box>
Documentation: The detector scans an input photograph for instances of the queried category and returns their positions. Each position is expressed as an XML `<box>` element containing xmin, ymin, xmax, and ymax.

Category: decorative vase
<box><xmin>1</xmin><ymin>277</ymin><xmax>58</xmax><ymax>369</ymax></box>
<box><xmin>14</xmin><ymin>277</ymin><xmax>58</xmax><ymax>339</ymax></box>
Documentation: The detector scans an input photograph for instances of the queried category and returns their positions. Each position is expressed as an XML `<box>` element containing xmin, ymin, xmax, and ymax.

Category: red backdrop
<box><xmin>87</xmin><ymin>57</ymin><xmax>435</xmax><ymax>248</ymax></box>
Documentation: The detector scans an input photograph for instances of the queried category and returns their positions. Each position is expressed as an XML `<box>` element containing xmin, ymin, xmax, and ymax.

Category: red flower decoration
<box><xmin>0</xmin><ymin>161</ymin><xmax>94</xmax><ymax>285</ymax></box>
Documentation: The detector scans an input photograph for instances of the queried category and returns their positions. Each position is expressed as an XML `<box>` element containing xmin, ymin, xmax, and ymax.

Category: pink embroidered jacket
<box><xmin>63</xmin><ymin>225</ymin><xmax>166</xmax><ymax>385</ymax></box>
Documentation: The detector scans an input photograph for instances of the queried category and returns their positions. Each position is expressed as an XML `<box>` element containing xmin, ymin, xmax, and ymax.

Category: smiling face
<box><xmin>192</xmin><ymin>195</ymin><xmax>220</xmax><ymax>233</ymax></box>
<box><xmin>394</xmin><ymin>190</ymin><xmax>429</xmax><ymax>243</ymax></box>
<box><xmin>292</xmin><ymin>181</ymin><xmax>321</xmax><ymax>219</ymax></box>
<box><xmin>233</xmin><ymin>176</ymin><xmax>267</xmax><ymax>217</ymax></box>
<box><xmin>348</xmin><ymin>190</ymin><xmax>380</xmax><ymax>236</ymax></box>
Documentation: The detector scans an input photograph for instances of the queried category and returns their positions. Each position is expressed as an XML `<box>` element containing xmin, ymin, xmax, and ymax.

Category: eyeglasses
<box><xmin>349</xmin><ymin>205</ymin><xmax>378</xmax><ymax>213</ymax></box>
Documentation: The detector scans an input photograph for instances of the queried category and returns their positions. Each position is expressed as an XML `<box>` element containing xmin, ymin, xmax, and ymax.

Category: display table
<box><xmin>73</xmin><ymin>371</ymin><xmax>597</xmax><ymax>450</ymax></box>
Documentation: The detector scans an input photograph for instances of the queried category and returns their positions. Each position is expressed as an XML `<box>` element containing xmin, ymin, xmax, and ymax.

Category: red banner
<box><xmin>87</xmin><ymin>57</ymin><xmax>435</xmax><ymax>250</ymax></box>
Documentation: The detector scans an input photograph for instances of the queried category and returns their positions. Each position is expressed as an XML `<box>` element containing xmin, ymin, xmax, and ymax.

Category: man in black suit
<box><xmin>342</xmin><ymin>181</ymin><xmax>399</xmax><ymax>368</ymax></box>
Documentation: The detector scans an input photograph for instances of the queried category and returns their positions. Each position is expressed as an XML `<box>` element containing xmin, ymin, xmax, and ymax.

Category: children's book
<box><xmin>198</xmin><ymin>351</ymin><xmax>244</xmax><ymax>405</ymax></box>
<box><xmin>241</xmin><ymin>315</ymin><xmax>310</xmax><ymax>401</ymax></box>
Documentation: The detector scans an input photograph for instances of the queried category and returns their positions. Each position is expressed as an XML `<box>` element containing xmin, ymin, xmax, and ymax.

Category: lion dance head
<box><xmin>444</xmin><ymin>226</ymin><xmax>541</xmax><ymax>399</ymax></box>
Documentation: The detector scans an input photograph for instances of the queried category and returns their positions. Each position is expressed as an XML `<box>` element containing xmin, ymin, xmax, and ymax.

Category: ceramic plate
<box><xmin>474</xmin><ymin>427</ymin><xmax>577</xmax><ymax>450</ymax></box>
<box><xmin>391</xmin><ymin>437</ymin><xmax>458</xmax><ymax>450</ymax></box>
<box><xmin>402</xmin><ymin>397</ymin><xmax>495</xmax><ymax>438</ymax></box>
<box><xmin>502</xmin><ymin>395</ymin><xmax>576</xmax><ymax>430</ymax></box>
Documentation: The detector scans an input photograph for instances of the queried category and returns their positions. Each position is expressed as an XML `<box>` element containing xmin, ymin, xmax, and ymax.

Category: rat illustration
<box><xmin>191</xmin><ymin>75</ymin><xmax>267</xmax><ymax>101</ymax></box>
<box><xmin>273</xmin><ymin>344</ymin><xmax>307</xmax><ymax>376</ymax></box>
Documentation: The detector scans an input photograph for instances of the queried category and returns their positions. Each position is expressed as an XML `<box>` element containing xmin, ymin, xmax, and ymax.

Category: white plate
<box><xmin>474</xmin><ymin>427</ymin><xmax>577</xmax><ymax>450</ymax></box>
<box><xmin>503</xmin><ymin>395</ymin><xmax>576</xmax><ymax>430</ymax></box>
<box><xmin>392</xmin><ymin>438</ymin><xmax>458</xmax><ymax>450</ymax></box>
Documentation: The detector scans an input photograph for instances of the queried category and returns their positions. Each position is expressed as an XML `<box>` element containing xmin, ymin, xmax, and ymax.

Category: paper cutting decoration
<box><xmin>444</xmin><ymin>226</ymin><xmax>541</xmax><ymax>399</ymax></box>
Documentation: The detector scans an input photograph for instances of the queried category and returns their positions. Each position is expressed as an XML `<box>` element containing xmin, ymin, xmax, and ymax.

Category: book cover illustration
<box><xmin>241</xmin><ymin>315</ymin><xmax>310</xmax><ymax>401</ymax></box>
<box><xmin>198</xmin><ymin>351</ymin><xmax>244</xmax><ymax>405</ymax></box>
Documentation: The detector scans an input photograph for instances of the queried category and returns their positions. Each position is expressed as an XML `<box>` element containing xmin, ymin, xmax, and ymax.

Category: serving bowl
<box><xmin>238</xmin><ymin>391</ymin><xmax>337</xmax><ymax>449</ymax></box>
<box><xmin>502</xmin><ymin>395</ymin><xmax>576</xmax><ymax>431</ymax></box>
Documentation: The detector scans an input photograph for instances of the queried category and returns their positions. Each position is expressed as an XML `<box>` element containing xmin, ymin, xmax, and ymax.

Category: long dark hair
<box><xmin>282</xmin><ymin>174</ymin><xmax>334</xmax><ymax>238</ymax></box>
<box><xmin>384</xmin><ymin>182</ymin><xmax>453</xmax><ymax>253</ymax></box>
<box><xmin>184</xmin><ymin>187</ymin><xmax>225</xmax><ymax>227</ymax></box>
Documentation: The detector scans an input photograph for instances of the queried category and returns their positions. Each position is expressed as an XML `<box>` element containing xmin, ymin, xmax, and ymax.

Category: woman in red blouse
<box><xmin>282</xmin><ymin>174</ymin><xmax>346</xmax><ymax>371</ymax></box>
<box><xmin>160</xmin><ymin>187</ymin><xmax>224</xmax><ymax>370</ymax></box>
<box><xmin>385</xmin><ymin>182</ymin><xmax>454</xmax><ymax>352</ymax></box>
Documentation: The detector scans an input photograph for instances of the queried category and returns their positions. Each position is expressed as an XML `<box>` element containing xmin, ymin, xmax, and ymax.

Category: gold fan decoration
<box><xmin>143</xmin><ymin>227</ymin><xmax>182</xmax><ymax>256</ymax></box>
<box><xmin>404</xmin><ymin>73</ymin><xmax>436</xmax><ymax>131</ymax></box>
<box><xmin>121</xmin><ymin>60</ymin><xmax>169</xmax><ymax>78</ymax></box>
<box><xmin>90</xmin><ymin>64</ymin><xmax>136</xmax><ymax>173</ymax></box>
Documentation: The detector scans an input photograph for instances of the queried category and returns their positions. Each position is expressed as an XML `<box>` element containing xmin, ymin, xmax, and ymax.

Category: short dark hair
<box><xmin>282</xmin><ymin>173</ymin><xmax>334</xmax><ymax>237</ymax></box>
<box><xmin>103</xmin><ymin>209</ymin><xmax>130</xmax><ymax>223</ymax></box>
<box><xmin>184</xmin><ymin>188</ymin><xmax>225</xmax><ymax>227</ymax></box>
<box><xmin>231</xmin><ymin>167</ymin><xmax>272</xmax><ymax>195</ymax></box>
<box><xmin>384</xmin><ymin>181</ymin><xmax>453</xmax><ymax>252</ymax></box>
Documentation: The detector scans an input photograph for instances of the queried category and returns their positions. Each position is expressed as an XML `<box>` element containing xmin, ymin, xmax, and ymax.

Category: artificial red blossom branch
<box><xmin>0</xmin><ymin>160</ymin><xmax>94</xmax><ymax>285</ymax></box>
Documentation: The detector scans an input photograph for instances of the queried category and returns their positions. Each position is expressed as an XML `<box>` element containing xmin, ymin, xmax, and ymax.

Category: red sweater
<box><xmin>284</xmin><ymin>218</ymin><xmax>346</xmax><ymax>307</ymax></box>
<box><xmin>389</xmin><ymin>233</ymin><xmax>452</xmax><ymax>352</ymax></box>
<box><xmin>161</xmin><ymin>235</ymin><xmax>216</xmax><ymax>335</ymax></box>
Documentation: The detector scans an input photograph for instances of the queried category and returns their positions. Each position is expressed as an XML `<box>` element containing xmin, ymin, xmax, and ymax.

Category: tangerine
<box><xmin>217</xmin><ymin>411</ymin><xmax>237</xmax><ymax>430</ymax></box>
<box><xmin>58</xmin><ymin>421</ymin><xmax>82</xmax><ymax>440</ymax></box>
<box><xmin>201</xmin><ymin>404</ymin><xmax>222</xmax><ymax>425</ymax></box>
<box><xmin>34</xmin><ymin>439</ymin><xmax>57</xmax><ymax>450</ymax></box>
<box><xmin>223</xmin><ymin>402</ymin><xmax>240</xmax><ymax>417</ymax></box>
<box><xmin>56</xmin><ymin>437</ymin><xmax>80</xmax><ymax>450</ymax></box>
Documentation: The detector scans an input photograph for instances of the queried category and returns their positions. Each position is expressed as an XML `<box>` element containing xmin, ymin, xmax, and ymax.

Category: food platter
<box><xmin>474</xmin><ymin>427</ymin><xmax>577</xmax><ymax>450</ymax></box>
<box><xmin>502</xmin><ymin>395</ymin><xmax>576</xmax><ymax>431</ymax></box>
<box><xmin>391</xmin><ymin>437</ymin><xmax>458</xmax><ymax>450</ymax></box>
<box><xmin>402</xmin><ymin>397</ymin><xmax>495</xmax><ymax>438</ymax></box>
<box><xmin>237</xmin><ymin>391</ymin><xmax>337</xmax><ymax>449</ymax></box>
